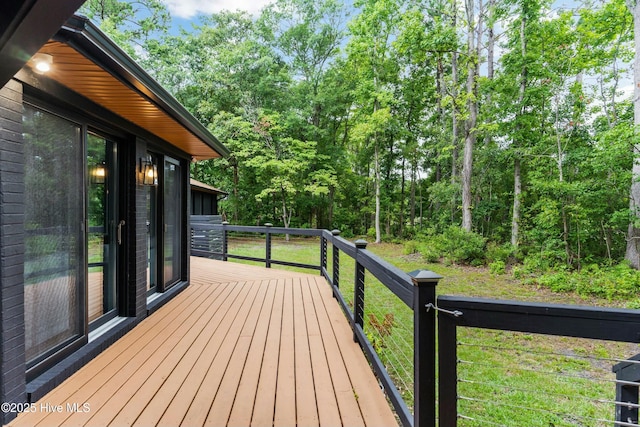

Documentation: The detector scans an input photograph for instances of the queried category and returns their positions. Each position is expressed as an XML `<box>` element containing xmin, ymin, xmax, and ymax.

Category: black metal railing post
<box><xmin>265</xmin><ymin>223</ymin><xmax>272</xmax><ymax>268</ymax></box>
<box><xmin>321</xmin><ymin>233</ymin><xmax>328</xmax><ymax>275</ymax></box>
<box><xmin>221</xmin><ymin>221</ymin><xmax>229</xmax><ymax>262</ymax></box>
<box><xmin>613</xmin><ymin>355</ymin><xmax>640</xmax><ymax>425</ymax></box>
<box><xmin>438</xmin><ymin>306</ymin><xmax>458</xmax><ymax>427</ymax></box>
<box><xmin>332</xmin><ymin>230</ymin><xmax>340</xmax><ymax>297</ymax></box>
<box><xmin>410</xmin><ymin>270</ymin><xmax>442</xmax><ymax>427</ymax></box>
<box><xmin>354</xmin><ymin>239</ymin><xmax>367</xmax><ymax>343</ymax></box>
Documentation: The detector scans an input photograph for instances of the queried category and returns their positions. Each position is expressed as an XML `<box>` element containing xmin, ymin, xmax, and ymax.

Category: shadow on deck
<box><xmin>10</xmin><ymin>257</ymin><xmax>398</xmax><ymax>427</ymax></box>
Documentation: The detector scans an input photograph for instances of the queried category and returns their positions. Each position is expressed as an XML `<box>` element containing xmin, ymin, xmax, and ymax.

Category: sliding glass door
<box><xmin>23</xmin><ymin>105</ymin><xmax>84</xmax><ymax>366</ymax></box>
<box><xmin>87</xmin><ymin>133</ymin><xmax>119</xmax><ymax>327</ymax></box>
<box><xmin>163</xmin><ymin>157</ymin><xmax>183</xmax><ymax>287</ymax></box>
<box><xmin>147</xmin><ymin>153</ymin><xmax>158</xmax><ymax>294</ymax></box>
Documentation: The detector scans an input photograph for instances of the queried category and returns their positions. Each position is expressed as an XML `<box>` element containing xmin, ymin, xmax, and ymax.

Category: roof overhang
<box><xmin>0</xmin><ymin>0</ymin><xmax>85</xmax><ymax>88</ymax></box>
<box><xmin>21</xmin><ymin>15</ymin><xmax>228</xmax><ymax>160</ymax></box>
<box><xmin>190</xmin><ymin>178</ymin><xmax>228</xmax><ymax>197</ymax></box>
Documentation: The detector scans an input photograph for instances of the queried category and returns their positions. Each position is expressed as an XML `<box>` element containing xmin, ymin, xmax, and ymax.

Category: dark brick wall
<box><xmin>0</xmin><ymin>79</ymin><xmax>26</xmax><ymax>424</ymax></box>
<box><xmin>132</xmin><ymin>138</ymin><xmax>148</xmax><ymax>319</ymax></box>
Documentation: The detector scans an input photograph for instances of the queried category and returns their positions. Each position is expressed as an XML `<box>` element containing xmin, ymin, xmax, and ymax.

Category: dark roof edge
<box><xmin>190</xmin><ymin>178</ymin><xmax>228</xmax><ymax>196</ymax></box>
<box><xmin>57</xmin><ymin>15</ymin><xmax>229</xmax><ymax>159</ymax></box>
<box><xmin>0</xmin><ymin>0</ymin><xmax>85</xmax><ymax>88</ymax></box>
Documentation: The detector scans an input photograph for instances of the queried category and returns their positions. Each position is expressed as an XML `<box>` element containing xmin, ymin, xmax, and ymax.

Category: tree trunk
<box><xmin>555</xmin><ymin>96</ymin><xmax>572</xmax><ymax>266</ymax></box>
<box><xmin>626</xmin><ymin>0</ymin><xmax>640</xmax><ymax>268</ymax></box>
<box><xmin>374</xmin><ymin>137</ymin><xmax>382</xmax><ymax>243</ymax></box>
<box><xmin>511</xmin><ymin>158</ymin><xmax>522</xmax><ymax>247</ymax></box>
<box><xmin>511</xmin><ymin>1</ymin><xmax>527</xmax><ymax>249</ymax></box>
<box><xmin>451</xmin><ymin>3</ymin><xmax>460</xmax><ymax>194</ymax></box>
<box><xmin>400</xmin><ymin>157</ymin><xmax>406</xmax><ymax>236</ymax></box>
<box><xmin>281</xmin><ymin>186</ymin><xmax>291</xmax><ymax>241</ymax></box>
<box><xmin>462</xmin><ymin>0</ymin><xmax>481</xmax><ymax>232</ymax></box>
<box><xmin>410</xmin><ymin>161</ymin><xmax>416</xmax><ymax>227</ymax></box>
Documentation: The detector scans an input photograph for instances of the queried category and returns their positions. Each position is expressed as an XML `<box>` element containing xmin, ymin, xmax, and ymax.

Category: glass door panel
<box><xmin>147</xmin><ymin>153</ymin><xmax>158</xmax><ymax>293</ymax></box>
<box><xmin>87</xmin><ymin>133</ymin><xmax>118</xmax><ymax>326</ymax></box>
<box><xmin>23</xmin><ymin>105</ymin><xmax>84</xmax><ymax>364</ymax></box>
<box><xmin>163</xmin><ymin>157</ymin><xmax>182</xmax><ymax>287</ymax></box>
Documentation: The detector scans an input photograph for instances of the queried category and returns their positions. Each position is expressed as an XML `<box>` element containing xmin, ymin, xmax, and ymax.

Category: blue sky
<box><xmin>161</xmin><ymin>0</ymin><xmax>274</xmax><ymax>20</ymax></box>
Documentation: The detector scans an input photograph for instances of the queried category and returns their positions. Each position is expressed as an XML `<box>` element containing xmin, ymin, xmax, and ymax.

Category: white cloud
<box><xmin>162</xmin><ymin>0</ymin><xmax>274</xmax><ymax>19</ymax></box>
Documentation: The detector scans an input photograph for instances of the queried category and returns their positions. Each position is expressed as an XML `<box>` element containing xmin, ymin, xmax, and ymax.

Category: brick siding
<box><xmin>0</xmin><ymin>79</ymin><xmax>26</xmax><ymax>424</ymax></box>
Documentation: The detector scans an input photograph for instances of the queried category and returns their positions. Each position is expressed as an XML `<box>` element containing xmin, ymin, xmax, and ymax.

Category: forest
<box><xmin>82</xmin><ymin>0</ymin><xmax>640</xmax><ymax>276</ymax></box>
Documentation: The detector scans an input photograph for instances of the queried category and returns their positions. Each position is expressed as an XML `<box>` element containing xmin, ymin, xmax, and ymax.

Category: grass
<box><xmin>222</xmin><ymin>237</ymin><xmax>638</xmax><ymax>425</ymax></box>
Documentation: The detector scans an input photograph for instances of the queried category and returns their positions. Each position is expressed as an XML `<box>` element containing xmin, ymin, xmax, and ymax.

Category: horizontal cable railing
<box><xmin>437</xmin><ymin>296</ymin><xmax>640</xmax><ymax>427</ymax></box>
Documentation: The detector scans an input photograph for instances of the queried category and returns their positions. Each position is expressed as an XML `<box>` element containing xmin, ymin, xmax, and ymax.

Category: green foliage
<box><xmin>402</xmin><ymin>240</ymin><xmax>419</xmax><ymax>255</ymax></box>
<box><xmin>90</xmin><ymin>0</ymin><xmax>638</xmax><ymax>270</ymax></box>
<box><xmin>414</xmin><ymin>226</ymin><xmax>487</xmax><ymax>265</ymax></box>
<box><xmin>486</xmin><ymin>242</ymin><xmax>515</xmax><ymax>264</ymax></box>
<box><xmin>489</xmin><ymin>260</ymin><xmax>507</xmax><ymax>275</ymax></box>
<box><xmin>531</xmin><ymin>263</ymin><xmax>640</xmax><ymax>300</ymax></box>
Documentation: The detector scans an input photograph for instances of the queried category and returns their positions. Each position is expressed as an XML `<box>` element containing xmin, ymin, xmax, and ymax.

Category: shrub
<box><xmin>367</xmin><ymin>227</ymin><xmax>376</xmax><ymax>239</ymax></box>
<box><xmin>412</xmin><ymin>226</ymin><xmax>487</xmax><ymax>265</ymax></box>
<box><xmin>438</xmin><ymin>226</ymin><xmax>487</xmax><ymax>265</ymax></box>
<box><xmin>489</xmin><ymin>260</ymin><xmax>506</xmax><ymax>275</ymax></box>
<box><xmin>418</xmin><ymin>242</ymin><xmax>441</xmax><ymax>263</ymax></box>
<box><xmin>531</xmin><ymin>262</ymin><xmax>640</xmax><ymax>300</ymax></box>
<box><xmin>486</xmin><ymin>242</ymin><xmax>514</xmax><ymax>264</ymax></box>
<box><xmin>403</xmin><ymin>240</ymin><xmax>419</xmax><ymax>255</ymax></box>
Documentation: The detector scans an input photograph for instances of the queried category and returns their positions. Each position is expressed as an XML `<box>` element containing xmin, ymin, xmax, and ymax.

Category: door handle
<box><xmin>117</xmin><ymin>220</ymin><xmax>126</xmax><ymax>245</ymax></box>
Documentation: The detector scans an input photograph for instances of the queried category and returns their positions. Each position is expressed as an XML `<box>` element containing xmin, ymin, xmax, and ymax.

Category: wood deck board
<box><xmin>302</xmin><ymin>278</ymin><xmax>343</xmax><ymax>427</ymax></box>
<box><xmin>28</xmin><ymin>284</ymin><xmax>225</xmax><ymax>427</ymax></box>
<box><xmin>115</xmin><ymin>281</ymin><xmax>256</xmax><ymax>427</ymax></box>
<box><xmin>11</xmin><ymin>258</ymin><xmax>398</xmax><ymax>427</ymax></box>
<box><xmin>68</xmin><ymin>282</ymin><xmax>237</xmax><ymax>426</ymax></box>
<box><xmin>250</xmin><ymin>280</ymin><xmax>285</xmax><ymax>427</ymax></box>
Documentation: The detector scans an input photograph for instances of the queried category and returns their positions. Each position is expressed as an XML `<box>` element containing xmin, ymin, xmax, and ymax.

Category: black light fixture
<box><xmin>140</xmin><ymin>157</ymin><xmax>158</xmax><ymax>186</ymax></box>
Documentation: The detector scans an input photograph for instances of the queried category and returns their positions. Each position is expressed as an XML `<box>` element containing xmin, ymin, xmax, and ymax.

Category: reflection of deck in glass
<box><xmin>88</xmin><ymin>271</ymin><xmax>103</xmax><ymax>323</ymax></box>
<box><xmin>24</xmin><ymin>276</ymin><xmax>77</xmax><ymax>362</ymax></box>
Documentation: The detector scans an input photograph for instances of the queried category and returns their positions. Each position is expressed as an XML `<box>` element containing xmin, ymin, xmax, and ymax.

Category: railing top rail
<box><xmin>438</xmin><ymin>295</ymin><xmax>640</xmax><ymax>343</ymax></box>
<box><xmin>195</xmin><ymin>224</ymin><xmax>416</xmax><ymax>307</ymax></box>
<box><xmin>194</xmin><ymin>223</ymin><xmax>324</xmax><ymax>237</ymax></box>
<box><xmin>331</xmin><ymin>235</ymin><xmax>357</xmax><ymax>258</ymax></box>
<box><xmin>358</xmin><ymin>248</ymin><xmax>414</xmax><ymax>308</ymax></box>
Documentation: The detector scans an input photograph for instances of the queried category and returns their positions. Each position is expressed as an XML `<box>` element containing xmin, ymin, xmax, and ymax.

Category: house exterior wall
<box><xmin>130</xmin><ymin>137</ymin><xmax>149</xmax><ymax>319</ymax></box>
<box><xmin>0</xmin><ymin>79</ymin><xmax>27</xmax><ymax>424</ymax></box>
<box><xmin>0</xmin><ymin>75</ymin><xmax>194</xmax><ymax>423</ymax></box>
<box><xmin>191</xmin><ymin>191</ymin><xmax>220</xmax><ymax>216</ymax></box>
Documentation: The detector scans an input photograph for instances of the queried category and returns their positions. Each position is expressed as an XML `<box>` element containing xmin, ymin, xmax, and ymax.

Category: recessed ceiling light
<box><xmin>32</xmin><ymin>53</ymin><xmax>53</xmax><ymax>74</ymax></box>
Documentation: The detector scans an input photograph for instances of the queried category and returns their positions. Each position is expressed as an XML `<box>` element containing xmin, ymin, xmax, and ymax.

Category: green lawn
<box><xmin>223</xmin><ymin>237</ymin><xmax>637</xmax><ymax>425</ymax></box>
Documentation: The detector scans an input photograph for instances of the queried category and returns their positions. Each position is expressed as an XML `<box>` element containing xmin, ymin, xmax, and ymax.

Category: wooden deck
<box><xmin>11</xmin><ymin>257</ymin><xmax>398</xmax><ymax>427</ymax></box>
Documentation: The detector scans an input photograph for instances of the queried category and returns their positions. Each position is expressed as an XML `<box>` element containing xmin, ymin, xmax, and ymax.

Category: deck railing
<box><xmin>190</xmin><ymin>220</ymin><xmax>640</xmax><ymax>427</ymax></box>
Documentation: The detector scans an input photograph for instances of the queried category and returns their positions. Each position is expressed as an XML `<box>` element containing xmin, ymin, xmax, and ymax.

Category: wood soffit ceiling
<box><xmin>35</xmin><ymin>41</ymin><xmax>222</xmax><ymax>160</ymax></box>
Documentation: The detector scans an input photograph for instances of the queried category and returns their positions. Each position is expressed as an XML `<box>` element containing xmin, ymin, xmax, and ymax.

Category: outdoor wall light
<box><xmin>31</xmin><ymin>53</ymin><xmax>53</xmax><ymax>74</ymax></box>
<box><xmin>140</xmin><ymin>157</ymin><xmax>158</xmax><ymax>186</ymax></box>
<box><xmin>91</xmin><ymin>162</ymin><xmax>106</xmax><ymax>184</ymax></box>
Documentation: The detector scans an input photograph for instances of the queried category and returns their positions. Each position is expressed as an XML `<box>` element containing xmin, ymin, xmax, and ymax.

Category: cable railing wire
<box><xmin>459</xmin><ymin>341</ymin><xmax>640</xmax><ymax>367</ymax></box>
<box><xmin>455</xmin><ymin>331</ymin><xmax>639</xmax><ymax>427</ymax></box>
<box><xmin>458</xmin><ymin>395</ymin><xmax>618</xmax><ymax>426</ymax></box>
<box><xmin>362</xmin><ymin>279</ymin><xmax>416</xmax><ymax>408</ymax></box>
<box><xmin>458</xmin><ymin>415</ymin><xmax>640</xmax><ymax>427</ymax></box>
<box><xmin>458</xmin><ymin>378</ymin><xmax>640</xmax><ymax>409</ymax></box>
<box><xmin>458</xmin><ymin>358</ymin><xmax>616</xmax><ymax>384</ymax></box>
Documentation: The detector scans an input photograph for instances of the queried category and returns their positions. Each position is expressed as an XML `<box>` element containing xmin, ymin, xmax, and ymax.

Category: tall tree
<box><xmin>79</xmin><ymin>0</ymin><xmax>170</xmax><ymax>55</ymax></box>
<box><xmin>347</xmin><ymin>0</ymin><xmax>401</xmax><ymax>243</ymax></box>
<box><xmin>626</xmin><ymin>0</ymin><xmax>640</xmax><ymax>268</ymax></box>
<box><xmin>461</xmin><ymin>0</ymin><xmax>484</xmax><ymax>231</ymax></box>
